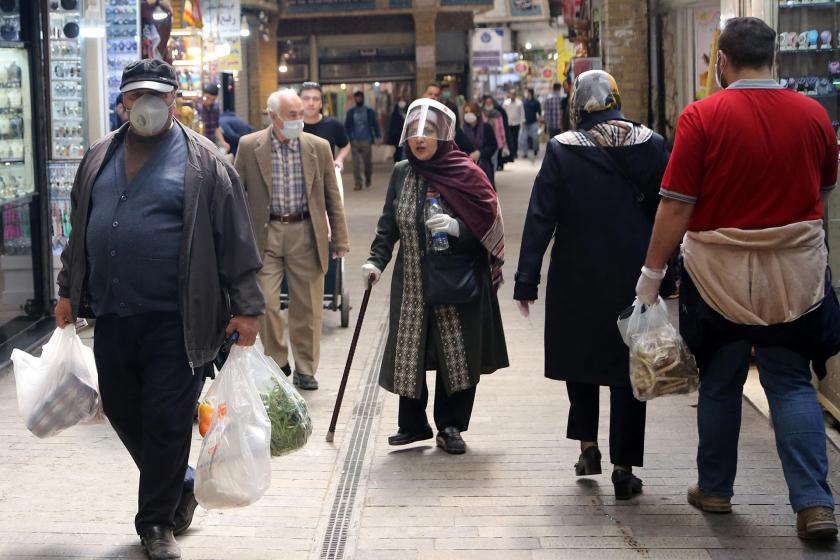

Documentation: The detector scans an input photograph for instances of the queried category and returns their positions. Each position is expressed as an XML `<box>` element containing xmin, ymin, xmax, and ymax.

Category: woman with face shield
<box><xmin>513</xmin><ymin>70</ymin><xmax>672</xmax><ymax>499</ymax></box>
<box><xmin>362</xmin><ymin>99</ymin><xmax>509</xmax><ymax>454</ymax></box>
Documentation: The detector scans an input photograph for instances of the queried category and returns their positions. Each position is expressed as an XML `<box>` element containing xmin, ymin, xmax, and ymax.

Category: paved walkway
<box><xmin>0</xmin><ymin>155</ymin><xmax>838</xmax><ymax>560</ymax></box>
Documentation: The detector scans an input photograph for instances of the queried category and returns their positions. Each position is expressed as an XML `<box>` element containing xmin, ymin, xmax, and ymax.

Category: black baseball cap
<box><xmin>120</xmin><ymin>59</ymin><xmax>178</xmax><ymax>94</ymax></box>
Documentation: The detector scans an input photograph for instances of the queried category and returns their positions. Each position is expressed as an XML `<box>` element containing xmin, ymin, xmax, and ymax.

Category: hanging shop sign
<box><xmin>202</xmin><ymin>0</ymin><xmax>241</xmax><ymax>72</ymax></box>
<box><xmin>472</xmin><ymin>27</ymin><xmax>503</xmax><ymax>69</ymax></box>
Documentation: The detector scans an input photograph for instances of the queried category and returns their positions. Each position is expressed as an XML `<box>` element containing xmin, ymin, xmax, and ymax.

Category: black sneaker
<box><xmin>140</xmin><ymin>526</ymin><xmax>181</xmax><ymax>560</ymax></box>
<box><xmin>279</xmin><ymin>362</ymin><xmax>292</xmax><ymax>376</ymax></box>
<box><xmin>436</xmin><ymin>427</ymin><xmax>466</xmax><ymax>454</ymax></box>
<box><xmin>574</xmin><ymin>446</ymin><xmax>602</xmax><ymax>476</ymax></box>
<box><xmin>388</xmin><ymin>425</ymin><xmax>433</xmax><ymax>446</ymax></box>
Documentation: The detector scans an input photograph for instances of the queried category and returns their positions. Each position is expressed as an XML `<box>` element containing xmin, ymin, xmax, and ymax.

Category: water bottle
<box><xmin>425</xmin><ymin>197</ymin><xmax>450</xmax><ymax>251</ymax></box>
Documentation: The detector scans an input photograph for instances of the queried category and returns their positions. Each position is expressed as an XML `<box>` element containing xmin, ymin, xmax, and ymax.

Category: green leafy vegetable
<box><xmin>261</xmin><ymin>379</ymin><xmax>312</xmax><ymax>457</ymax></box>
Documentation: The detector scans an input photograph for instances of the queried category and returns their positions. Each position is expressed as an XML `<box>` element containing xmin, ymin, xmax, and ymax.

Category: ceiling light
<box><xmin>279</xmin><ymin>64</ymin><xmax>288</xmax><ymax>73</ymax></box>
<box><xmin>525</xmin><ymin>42</ymin><xmax>532</xmax><ymax>50</ymax></box>
<box><xmin>374</xmin><ymin>82</ymin><xmax>380</xmax><ymax>87</ymax></box>
<box><xmin>340</xmin><ymin>83</ymin><xmax>346</xmax><ymax>90</ymax></box>
<box><xmin>240</xmin><ymin>17</ymin><xmax>250</xmax><ymax>37</ymax></box>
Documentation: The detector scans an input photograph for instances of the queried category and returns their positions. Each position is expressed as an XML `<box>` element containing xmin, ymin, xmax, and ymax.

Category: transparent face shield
<box><xmin>399</xmin><ymin>99</ymin><xmax>456</xmax><ymax>146</ymax></box>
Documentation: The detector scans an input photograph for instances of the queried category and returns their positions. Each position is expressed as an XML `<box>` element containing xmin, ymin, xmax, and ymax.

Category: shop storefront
<box><xmin>0</xmin><ymin>1</ymin><xmax>62</xmax><ymax>359</ymax></box>
<box><xmin>770</xmin><ymin>0</ymin><xmax>840</xmax><ymax>421</ymax></box>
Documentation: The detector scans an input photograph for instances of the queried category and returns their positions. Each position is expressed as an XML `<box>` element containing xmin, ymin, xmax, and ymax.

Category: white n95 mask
<box><xmin>129</xmin><ymin>94</ymin><xmax>172</xmax><ymax>136</ymax></box>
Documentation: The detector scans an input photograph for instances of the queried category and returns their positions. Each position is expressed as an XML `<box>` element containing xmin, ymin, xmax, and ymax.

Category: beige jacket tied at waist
<box><xmin>682</xmin><ymin>220</ymin><xmax>826</xmax><ymax>326</ymax></box>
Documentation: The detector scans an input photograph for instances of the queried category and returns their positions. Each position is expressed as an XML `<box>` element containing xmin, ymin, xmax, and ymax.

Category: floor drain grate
<box><xmin>319</xmin><ymin>328</ymin><xmax>386</xmax><ymax>560</ymax></box>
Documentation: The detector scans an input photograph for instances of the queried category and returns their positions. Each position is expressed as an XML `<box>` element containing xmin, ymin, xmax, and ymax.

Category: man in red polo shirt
<box><xmin>637</xmin><ymin>17</ymin><xmax>839</xmax><ymax>540</ymax></box>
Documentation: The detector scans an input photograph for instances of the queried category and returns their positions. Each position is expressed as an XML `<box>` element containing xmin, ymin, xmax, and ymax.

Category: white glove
<box><xmin>361</xmin><ymin>263</ymin><xmax>381</xmax><ymax>286</ymax></box>
<box><xmin>635</xmin><ymin>265</ymin><xmax>667</xmax><ymax>306</ymax></box>
<box><xmin>425</xmin><ymin>214</ymin><xmax>460</xmax><ymax>238</ymax></box>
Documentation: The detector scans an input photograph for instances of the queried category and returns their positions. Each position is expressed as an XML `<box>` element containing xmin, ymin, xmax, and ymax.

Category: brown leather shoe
<box><xmin>797</xmin><ymin>507</ymin><xmax>838</xmax><ymax>540</ymax></box>
<box><xmin>687</xmin><ymin>485</ymin><xmax>732</xmax><ymax>513</ymax></box>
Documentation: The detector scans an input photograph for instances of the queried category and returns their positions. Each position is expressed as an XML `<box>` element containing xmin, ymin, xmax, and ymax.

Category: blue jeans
<box><xmin>697</xmin><ymin>341</ymin><xmax>834</xmax><ymax>512</ymax></box>
<box><xmin>519</xmin><ymin>122</ymin><xmax>539</xmax><ymax>157</ymax></box>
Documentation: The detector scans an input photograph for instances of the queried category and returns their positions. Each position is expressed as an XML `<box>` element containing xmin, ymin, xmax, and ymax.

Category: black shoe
<box><xmin>140</xmin><ymin>526</ymin><xmax>181</xmax><ymax>560</ymax></box>
<box><xmin>436</xmin><ymin>427</ymin><xmax>466</xmax><ymax>454</ymax></box>
<box><xmin>574</xmin><ymin>446</ymin><xmax>602</xmax><ymax>476</ymax></box>
<box><xmin>612</xmin><ymin>470</ymin><xmax>643</xmax><ymax>500</ymax></box>
<box><xmin>388</xmin><ymin>425</ymin><xmax>433</xmax><ymax>446</ymax></box>
<box><xmin>279</xmin><ymin>362</ymin><xmax>292</xmax><ymax>376</ymax></box>
<box><xmin>293</xmin><ymin>371</ymin><xmax>319</xmax><ymax>390</ymax></box>
<box><xmin>173</xmin><ymin>485</ymin><xmax>198</xmax><ymax>536</ymax></box>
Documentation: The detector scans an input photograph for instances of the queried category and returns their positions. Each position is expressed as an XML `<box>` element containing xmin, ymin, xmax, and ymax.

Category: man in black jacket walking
<box><xmin>54</xmin><ymin>59</ymin><xmax>265</xmax><ymax>560</ymax></box>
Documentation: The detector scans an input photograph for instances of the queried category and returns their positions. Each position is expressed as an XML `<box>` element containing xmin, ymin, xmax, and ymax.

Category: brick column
<box><xmin>601</xmin><ymin>0</ymin><xmax>649</xmax><ymax>123</ymax></box>
<box><xmin>413</xmin><ymin>10</ymin><xmax>437</xmax><ymax>97</ymax></box>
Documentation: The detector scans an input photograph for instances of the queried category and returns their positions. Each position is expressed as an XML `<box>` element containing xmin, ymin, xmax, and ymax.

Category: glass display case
<box><xmin>47</xmin><ymin>1</ymin><xmax>84</xmax><ymax>160</ymax></box>
<box><xmin>777</xmin><ymin>1</ymin><xmax>840</xmax><ymax>136</ymax></box>
<box><xmin>106</xmin><ymin>0</ymin><xmax>140</xmax><ymax>130</ymax></box>
<box><xmin>0</xmin><ymin>46</ymin><xmax>36</xmax><ymax>319</ymax></box>
<box><xmin>0</xmin><ymin>0</ymin><xmax>21</xmax><ymax>42</ymax></box>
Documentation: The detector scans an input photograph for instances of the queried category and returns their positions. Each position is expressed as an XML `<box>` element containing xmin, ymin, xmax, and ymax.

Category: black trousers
<box><xmin>509</xmin><ymin>125</ymin><xmax>520</xmax><ymax>159</ymax></box>
<box><xmin>565</xmin><ymin>381</ymin><xmax>646</xmax><ymax>467</ymax></box>
<box><xmin>398</xmin><ymin>371</ymin><xmax>476</xmax><ymax>433</ymax></box>
<box><xmin>94</xmin><ymin>312</ymin><xmax>203</xmax><ymax>534</ymax></box>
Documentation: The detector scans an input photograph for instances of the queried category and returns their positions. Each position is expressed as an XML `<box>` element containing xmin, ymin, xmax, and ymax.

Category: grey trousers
<box><xmin>351</xmin><ymin>140</ymin><xmax>372</xmax><ymax>188</ymax></box>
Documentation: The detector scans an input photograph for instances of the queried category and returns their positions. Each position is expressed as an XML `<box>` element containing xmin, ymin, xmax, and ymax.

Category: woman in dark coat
<box><xmin>461</xmin><ymin>101</ymin><xmax>498</xmax><ymax>188</ymax></box>
<box><xmin>513</xmin><ymin>71</ymin><xmax>670</xmax><ymax>499</ymax></box>
<box><xmin>388</xmin><ymin>97</ymin><xmax>408</xmax><ymax>162</ymax></box>
<box><xmin>363</xmin><ymin>98</ymin><xmax>508</xmax><ymax>454</ymax></box>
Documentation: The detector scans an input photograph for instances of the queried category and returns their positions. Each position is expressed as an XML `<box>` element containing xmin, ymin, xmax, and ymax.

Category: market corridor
<box><xmin>0</xmin><ymin>157</ymin><xmax>838</xmax><ymax>560</ymax></box>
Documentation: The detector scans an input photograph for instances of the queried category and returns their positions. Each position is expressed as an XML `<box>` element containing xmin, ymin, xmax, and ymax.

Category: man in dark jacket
<box><xmin>219</xmin><ymin>108</ymin><xmax>255</xmax><ymax>156</ymax></box>
<box><xmin>344</xmin><ymin>90</ymin><xmax>381</xmax><ymax>190</ymax></box>
<box><xmin>54</xmin><ymin>59</ymin><xmax>264</xmax><ymax>560</ymax></box>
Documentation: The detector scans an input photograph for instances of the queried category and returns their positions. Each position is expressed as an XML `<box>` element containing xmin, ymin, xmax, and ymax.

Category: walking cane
<box><xmin>326</xmin><ymin>274</ymin><xmax>375</xmax><ymax>443</ymax></box>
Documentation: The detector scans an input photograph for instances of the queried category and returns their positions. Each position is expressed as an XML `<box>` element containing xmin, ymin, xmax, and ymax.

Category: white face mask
<box><xmin>129</xmin><ymin>94</ymin><xmax>172</xmax><ymax>136</ymax></box>
<box><xmin>280</xmin><ymin>119</ymin><xmax>304</xmax><ymax>140</ymax></box>
<box><xmin>398</xmin><ymin>101</ymin><xmax>407</xmax><ymax>109</ymax></box>
<box><xmin>463</xmin><ymin>113</ymin><xmax>478</xmax><ymax>124</ymax></box>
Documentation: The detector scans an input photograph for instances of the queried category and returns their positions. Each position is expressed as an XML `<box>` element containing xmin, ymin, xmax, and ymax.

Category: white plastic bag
<box><xmin>195</xmin><ymin>344</ymin><xmax>272</xmax><ymax>509</ymax></box>
<box><xmin>247</xmin><ymin>338</ymin><xmax>313</xmax><ymax>457</ymax></box>
<box><xmin>11</xmin><ymin>325</ymin><xmax>102</xmax><ymax>438</ymax></box>
<box><xmin>617</xmin><ymin>298</ymin><xmax>699</xmax><ymax>401</ymax></box>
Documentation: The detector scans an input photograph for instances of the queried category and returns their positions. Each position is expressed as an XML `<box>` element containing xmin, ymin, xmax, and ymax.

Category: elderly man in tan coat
<box><xmin>235</xmin><ymin>89</ymin><xmax>350</xmax><ymax>390</ymax></box>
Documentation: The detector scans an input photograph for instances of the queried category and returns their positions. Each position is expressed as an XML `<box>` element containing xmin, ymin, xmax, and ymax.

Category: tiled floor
<box><xmin>0</xmin><ymin>156</ymin><xmax>837</xmax><ymax>560</ymax></box>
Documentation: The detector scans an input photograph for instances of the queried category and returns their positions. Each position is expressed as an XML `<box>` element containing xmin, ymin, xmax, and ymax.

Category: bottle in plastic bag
<box><xmin>425</xmin><ymin>196</ymin><xmax>449</xmax><ymax>251</ymax></box>
<box><xmin>195</xmin><ymin>344</ymin><xmax>272</xmax><ymax>510</ymax></box>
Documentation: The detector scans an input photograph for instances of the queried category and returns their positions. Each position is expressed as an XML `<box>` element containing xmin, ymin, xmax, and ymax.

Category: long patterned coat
<box><xmin>367</xmin><ymin>160</ymin><xmax>509</xmax><ymax>399</ymax></box>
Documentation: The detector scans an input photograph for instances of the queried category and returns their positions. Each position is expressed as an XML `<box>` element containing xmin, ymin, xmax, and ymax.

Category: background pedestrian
<box><xmin>362</xmin><ymin>98</ymin><xmax>508</xmax><ymax>455</ymax></box>
<box><xmin>515</xmin><ymin>70</ymin><xmax>670</xmax><ymax>500</ymax></box>
<box><xmin>236</xmin><ymin>89</ymin><xmax>350</xmax><ymax>392</ymax></box>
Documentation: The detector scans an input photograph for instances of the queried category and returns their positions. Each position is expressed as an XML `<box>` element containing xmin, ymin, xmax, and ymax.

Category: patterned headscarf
<box><xmin>570</xmin><ymin>70</ymin><xmax>622</xmax><ymax>126</ymax></box>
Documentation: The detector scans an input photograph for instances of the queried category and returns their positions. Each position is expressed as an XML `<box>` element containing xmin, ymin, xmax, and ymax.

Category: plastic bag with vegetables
<box><xmin>195</xmin><ymin>344</ymin><xmax>272</xmax><ymax>509</ymax></box>
<box><xmin>617</xmin><ymin>297</ymin><xmax>699</xmax><ymax>401</ymax></box>
<box><xmin>246</xmin><ymin>338</ymin><xmax>313</xmax><ymax>457</ymax></box>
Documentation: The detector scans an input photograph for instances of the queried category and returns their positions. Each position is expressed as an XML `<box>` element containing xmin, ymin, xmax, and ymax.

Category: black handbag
<box><xmin>423</xmin><ymin>252</ymin><xmax>479</xmax><ymax>305</ymax></box>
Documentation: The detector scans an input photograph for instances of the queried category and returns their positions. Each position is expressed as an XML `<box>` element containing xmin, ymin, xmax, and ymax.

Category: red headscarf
<box><xmin>406</xmin><ymin>141</ymin><xmax>505</xmax><ymax>289</ymax></box>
